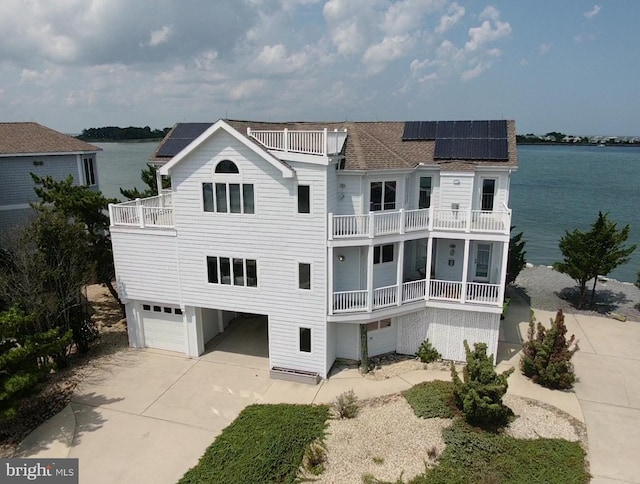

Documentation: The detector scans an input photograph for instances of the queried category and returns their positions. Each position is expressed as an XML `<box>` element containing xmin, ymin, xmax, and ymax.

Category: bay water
<box><xmin>96</xmin><ymin>142</ymin><xmax>640</xmax><ymax>283</ymax></box>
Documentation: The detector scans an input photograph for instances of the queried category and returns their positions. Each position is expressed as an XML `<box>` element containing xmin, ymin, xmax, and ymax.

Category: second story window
<box><xmin>373</xmin><ymin>244</ymin><xmax>394</xmax><ymax>264</ymax></box>
<box><xmin>298</xmin><ymin>263</ymin><xmax>311</xmax><ymax>290</ymax></box>
<box><xmin>419</xmin><ymin>176</ymin><xmax>432</xmax><ymax>209</ymax></box>
<box><xmin>83</xmin><ymin>157</ymin><xmax>96</xmax><ymax>186</ymax></box>
<box><xmin>298</xmin><ymin>185</ymin><xmax>310</xmax><ymax>214</ymax></box>
<box><xmin>481</xmin><ymin>179</ymin><xmax>496</xmax><ymax>211</ymax></box>
<box><xmin>207</xmin><ymin>256</ymin><xmax>257</xmax><ymax>287</ymax></box>
<box><xmin>370</xmin><ymin>181</ymin><xmax>396</xmax><ymax>211</ymax></box>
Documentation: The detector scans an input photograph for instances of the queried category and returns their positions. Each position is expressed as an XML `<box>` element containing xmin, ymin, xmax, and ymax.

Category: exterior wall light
<box><xmin>338</xmin><ymin>255</ymin><xmax>345</xmax><ymax>262</ymax></box>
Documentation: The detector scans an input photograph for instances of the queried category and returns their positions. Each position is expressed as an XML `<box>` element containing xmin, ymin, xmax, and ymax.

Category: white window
<box><xmin>370</xmin><ymin>181</ymin><xmax>396</xmax><ymax>211</ymax></box>
<box><xmin>298</xmin><ymin>185</ymin><xmax>310</xmax><ymax>214</ymax></box>
<box><xmin>298</xmin><ymin>263</ymin><xmax>311</xmax><ymax>290</ymax></box>
<box><xmin>299</xmin><ymin>327</ymin><xmax>312</xmax><ymax>353</ymax></box>
<box><xmin>373</xmin><ymin>244</ymin><xmax>394</xmax><ymax>264</ymax></box>
<box><xmin>202</xmin><ymin>160</ymin><xmax>254</xmax><ymax>214</ymax></box>
<box><xmin>202</xmin><ymin>182</ymin><xmax>254</xmax><ymax>214</ymax></box>
<box><xmin>83</xmin><ymin>157</ymin><xmax>96</xmax><ymax>186</ymax></box>
<box><xmin>366</xmin><ymin>319</ymin><xmax>392</xmax><ymax>331</ymax></box>
<box><xmin>419</xmin><ymin>176</ymin><xmax>432</xmax><ymax>209</ymax></box>
<box><xmin>481</xmin><ymin>179</ymin><xmax>496</xmax><ymax>211</ymax></box>
<box><xmin>207</xmin><ymin>256</ymin><xmax>257</xmax><ymax>287</ymax></box>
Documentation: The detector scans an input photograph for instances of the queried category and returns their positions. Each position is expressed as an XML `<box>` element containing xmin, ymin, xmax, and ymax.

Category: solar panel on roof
<box><xmin>156</xmin><ymin>138</ymin><xmax>193</xmax><ymax>157</ymax></box>
<box><xmin>171</xmin><ymin>123</ymin><xmax>213</xmax><ymax>139</ymax></box>
<box><xmin>488</xmin><ymin>120</ymin><xmax>507</xmax><ymax>138</ymax></box>
<box><xmin>402</xmin><ymin>121</ymin><xmax>421</xmax><ymax>140</ymax></box>
<box><xmin>419</xmin><ymin>121</ymin><xmax>437</xmax><ymax>139</ymax></box>
<box><xmin>452</xmin><ymin>121</ymin><xmax>472</xmax><ymax>139</ymax></box>
<box><xmin>436</xmin><ymin>121</ymin><xmax>454</xmax><ymax>138</ymax></box>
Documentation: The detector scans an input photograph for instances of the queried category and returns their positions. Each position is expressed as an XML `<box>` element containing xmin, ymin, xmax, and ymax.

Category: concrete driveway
<box><xmin>534</xmin><ymin>310</ymin><xmax>640</xmax><ymax>484</ymax></box>
<box><xmin>34</xmin><ymin>316</ymin><xmax>274</xmax><ymax>484</ymax></box>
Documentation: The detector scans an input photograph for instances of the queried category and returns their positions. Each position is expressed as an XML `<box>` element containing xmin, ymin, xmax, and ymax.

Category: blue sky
<box><xmin>0</xmin><ymin>1</ymin><xmax>636</xmax><ymax>136</ymax></box>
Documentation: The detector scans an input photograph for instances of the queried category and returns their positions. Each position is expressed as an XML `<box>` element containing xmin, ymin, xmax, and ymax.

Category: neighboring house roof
<box><xmin>0</xmin><ymin>122</ymin><xmax>101</xmax><ymax>156</ymax></box>
<box><xmin>150</xmin><ymin>119</ymin><xmax>518</xmax><ymax>172</ymax></box>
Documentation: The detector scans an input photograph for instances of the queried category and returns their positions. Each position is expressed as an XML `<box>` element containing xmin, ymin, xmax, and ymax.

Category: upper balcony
<box><xmin>329</xmin><ymin>207</ymin><xmax>511</xmax><ymax>240</ymax></box>
<box><xmin>109</xmin><ymin>191</ymin><xmax>173</xmax><ymax>229</ymax></box>
<box><xmin>247</xmin><ymin>127</ymin><xmax>347</xmax><ymax>156</ymax></box>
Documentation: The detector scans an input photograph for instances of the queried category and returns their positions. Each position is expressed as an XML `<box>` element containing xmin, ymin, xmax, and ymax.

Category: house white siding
<box><xmin>335</xmin><ymin>175</ymin><xmax>363</xmax><ymax>215</ymax></box>
<box><xmin>396</xmin><ymin>308</ymin><xmax>500</xmax><ymax>362</ymax></box>
<box><xmin>111</xmin><ymin>231</ymin><xmax>180</xmax><ymax>304</ymax></box>
<box><xmin>438</xmin><ymin>173</ymin><xmax>473</xmax><ymax>211</ymax></box>
<box><xmin>335</xmin><ymin>323</ymin><xmax>360</xmax><ymax>360</ymax></box>
<box><xmin>169</xmin><ymin>131</ymin><xmax>329</xmax><ymax>376</ymax></box>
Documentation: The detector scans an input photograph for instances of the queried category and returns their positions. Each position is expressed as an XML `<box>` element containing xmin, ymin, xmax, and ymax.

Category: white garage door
<box><xmin>141</xmin><ymin>303</ymin><xmax>186</xmax><ymax>353</ymax></box>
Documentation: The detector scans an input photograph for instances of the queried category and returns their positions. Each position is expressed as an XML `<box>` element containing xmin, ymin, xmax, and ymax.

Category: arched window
<box><xmin>215</xmin><ymin>160</ymin><xmax>239</xmax><ymax>174</ymax></box>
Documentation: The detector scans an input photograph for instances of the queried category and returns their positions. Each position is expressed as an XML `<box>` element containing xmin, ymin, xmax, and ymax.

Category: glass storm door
<box><xmin>474</xmin><ymin>244</ymin><xmax>491</xmax><ymax>282</ymax></box>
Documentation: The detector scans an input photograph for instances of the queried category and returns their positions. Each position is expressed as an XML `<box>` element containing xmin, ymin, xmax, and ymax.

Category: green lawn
<box><xmin>179</xmin><ymin>403</ymin><xmax>329</xmax><ymax>484</ymax></box>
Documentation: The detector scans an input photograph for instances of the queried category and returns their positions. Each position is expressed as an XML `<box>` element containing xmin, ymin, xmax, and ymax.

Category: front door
<box><xmin>473</xmin><ymin>243</ymin><xmax>492</xmax><ymax>282</ymax></box>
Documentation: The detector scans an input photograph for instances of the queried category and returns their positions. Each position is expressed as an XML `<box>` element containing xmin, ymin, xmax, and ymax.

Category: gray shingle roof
<box><xmin>150</xmin><ymin>119</ymin><xmax>518</xmax><ymax>171</ymax></box>
<box><xmin>0</xmin><ymin>122</ymin><xmax>101</xmax><ymax>155</ymax></box>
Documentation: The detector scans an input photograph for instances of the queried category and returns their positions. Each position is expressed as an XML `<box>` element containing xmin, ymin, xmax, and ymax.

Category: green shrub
<box><xmin>412</xmin><ymin>419</ymin><xmax>590</xmax><ymax>484</ymax></box>
<box><xmin>415</xmin><ymin>339</ymin><xmax>441</xmax><ymax>363</ymax></box>
<box><xmin>302</xmin><ymin>440</ymin><xmax>327</xmax><ymax>475</ymax></box>
<box><xmin>179</xmin><ymin>404</ymin><xmax>329</xmax><ymax>484</ymax></box>
<box><xmin>521</xmin><ymin>309</ymin><xmax>578</xmax><ymax>389</ymax></box>
<box><xmin>451</xmin><ymin>341</ymin><xmax>513</xmax><ymax>428</ymax></box>
<box><xmin>403</xmin><ymin>380</ymin><xmax>455</xmax><ymax>418</ymax></box>
<box><xmin>333</xmin><ymin>389</ymin><xmax>359</xmax><ymax>419</ymax></box>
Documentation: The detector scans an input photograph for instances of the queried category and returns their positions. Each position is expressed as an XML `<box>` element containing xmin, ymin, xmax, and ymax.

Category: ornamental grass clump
<box><xmin>521</xmin><ymin>309</ymin><xmax>578</xmax><ymax>389</ymax></box>
<box><xmin>451</xmin><ymin>341</ymin><xmax>513</xmax><ymax>428</ymax></box>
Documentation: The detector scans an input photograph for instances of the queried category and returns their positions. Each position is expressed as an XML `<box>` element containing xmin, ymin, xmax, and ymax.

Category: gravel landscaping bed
<box><xmin>316</xmin><ymin>391</ymin><xmax>587</xmax><ymax>483</ymax></box>
<box><xmin>515</xmin><ymin>265</ymin><xmax>640</xmax><ymax>321</ymax></box>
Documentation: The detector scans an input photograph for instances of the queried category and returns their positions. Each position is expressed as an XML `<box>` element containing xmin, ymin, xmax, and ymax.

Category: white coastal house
<box><xmin>0</xmin><ymin>122</ymin><xmax>101</xmax><ymax>230</ymax></box>
<box><xmin>109</xmin><ymin>119</ymin><xmax>518</xmax><ymax>381</ymax></box>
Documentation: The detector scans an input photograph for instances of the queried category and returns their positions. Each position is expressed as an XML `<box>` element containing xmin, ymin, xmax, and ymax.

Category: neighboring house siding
<box><xmin>0</xmin><ymin>155</ymin><xmax>80</xmax><ymax>206</ymax></box>
<box><xmin>111</xmin><ymin>231</ymin><xmax>180</xmax><ymax>304</ymax></box>
<box><xmin>396</xmin><ymin>308</ymin><xmax>499</xmax><ymax>361</ymax></box>
<box><xmin>0</xmin><ymin>207</ymin><xmax>35</xmax><ymax>232</ymax></box>
<box><xmin>170</xmin><ymin>131</ymin><xmax>329</xmax><ymax>375</ymax></box>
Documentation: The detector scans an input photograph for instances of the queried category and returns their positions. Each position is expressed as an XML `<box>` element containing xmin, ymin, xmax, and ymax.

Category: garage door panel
<box><xmin>142</xmin><ymin>308</ymin><xmax>186</xmax><ymax>353</ymax></box>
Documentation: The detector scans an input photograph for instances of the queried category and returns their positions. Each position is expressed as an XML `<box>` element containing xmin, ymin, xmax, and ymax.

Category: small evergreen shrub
<box><xmin>415</xmin><ymin>339</ymin><xmax>441</xmax><ymax>363</ymax></box>
<box><xmin>521</xmin><ymin>309</ymin><xmax>578</xmax><ymax>389</ymax></box>
<box><xmin>333</xmin><ymin>390</ymin><xmax>359</xmax><ymax>419</ymax></box>
<box><xmin>451</xmin><ymin>341</ymin><xmax>513</xmax><ymax>428</ymax></box>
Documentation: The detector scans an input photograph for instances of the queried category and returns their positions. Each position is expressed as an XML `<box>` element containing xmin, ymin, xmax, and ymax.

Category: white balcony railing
<box><xmin>331</xmin><ymin>278</ymin><xmax>501</xmax><ymax>314</ymax></box>
<box><xmin>247</xmin><ymin>127</ymin><xmax>347</xmax><ymax>156</ymax></box>
<box><xmin>109</xmin><ymin>193</ymin><xmax>174</xmax><ymax>228</ymax></box>
<box><xmin>328</xmin><ymin>207</ymin><xmax>510</xmax><ymax>239</ymax></box>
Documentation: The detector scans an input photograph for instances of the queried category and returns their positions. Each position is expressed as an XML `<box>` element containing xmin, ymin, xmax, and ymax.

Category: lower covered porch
<box><xmin>330</xmin><ymin>237</ymin><xmax>508</xmax><ymax>316</ymax></box>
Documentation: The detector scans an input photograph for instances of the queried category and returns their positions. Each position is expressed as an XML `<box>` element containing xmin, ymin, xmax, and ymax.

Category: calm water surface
<box><xmin>96</xmin><ymin>142</ymin><xmax>640</xmax><ymax>282</ymax></box>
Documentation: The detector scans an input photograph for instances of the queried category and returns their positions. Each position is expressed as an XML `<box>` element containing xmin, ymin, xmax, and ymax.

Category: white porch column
<box><xmin>396</xmin><ymin>240</ymin><xmax>405</xmax><ymax>306</ymax></box>
<box><xmin>217</xmin><ymin>309</ymin><xmax>225</xmax><ymax>334</ymax></box>
<box><xmin>328</xmin><ymin>246</ymin><xmax>334</xmax><ymax>315</ymax></box>
<box><xmin>425</xmin><ymin>237</ymin><xmax>434</xmax><ymax>300</ymax></box>
<box><xmin>156</xmin><ymin>169</ymin><xmax>163</xmax><ymax>197</ymax></box>
<box><xmin>185</xmin><ymin>306</ymin><xmax>204</xmax><ymax>357</ymax></box>
<box><xmin>367</xmin><ymin>245</ymin><xmax>374</xmax><ymax>312</ymax></box>
<box><xmin>461</xmin><ymin>239</ymin><xmax>470</xmax><ymax>303</ymax></box>
<box><xmin>127</xmin><ymin>303</ymin><xmax>144</xmax><ymax>348</ymax></box>
<box><xmin>497</xmin><ymin>240</ymin><xmax>509</xmax><ymax>305</ymax></box>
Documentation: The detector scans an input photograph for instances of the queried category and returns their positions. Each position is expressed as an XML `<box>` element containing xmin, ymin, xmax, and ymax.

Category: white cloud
<box><xmin>584</xmin><ymin>5</ymin><xmax>601</xmax><ymax>19</ymax></box>
<box><xmin>538</xmin><ymin>43</ymin><xmax>552</xmax><ymax>55</ymax></box>
<box><xmin>465</xmin><ymin>7</ymin><xmax>512</xmax><ymax>52</ymax></box>
<box><xmin>520</xmin><ymin>58</ymin><xmax>528</xmax><ymax>66</ymax></box>
<box><xmin>461</xmin><ymin>63</ymin><xmax>487</xmax><ymax>81</ymax></box>
<box><xmin>574</xmin><ymin>34</ymin><xmax>595</xmax><ymax>43</ymax></box>
<box><xmin>252</xmin><ymin>44</ymin><xmax>310</xmax><ymax>75</ymax></box>
<box><xmin>147</xmin><ymin>25</ymin><xmax>172</xmax><ymax>47</ymax></box>
<box><xmin>381</xmin><ymin>0</ymin><xmax>445</xmax><ymax>36</ymax></box>
<box><xmin>435</xmin><ymin>2</ymin><xmax>465</xmax><ymax>34</ymax></box>
<box><xmin>363</xmin><ymin>35</ymin><xmax>415</xmax><ymax>74</ymax></box>
<box><xmin>229</xmin><ymin>79</ymin><xmax>265</xmax><ymax>100</ymax></box>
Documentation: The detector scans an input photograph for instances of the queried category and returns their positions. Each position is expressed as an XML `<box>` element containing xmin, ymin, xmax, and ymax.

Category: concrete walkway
<box><xmin>14</xmin><ymin>301</ymin><xmax>640</xmax><ymax>483</ymax></box>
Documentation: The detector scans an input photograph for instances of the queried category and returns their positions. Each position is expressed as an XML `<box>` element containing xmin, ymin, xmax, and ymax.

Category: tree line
<box><xmin>77</xmin><ymin>126</ymin><xmax>170</xmax><ymax>141</ymax></box>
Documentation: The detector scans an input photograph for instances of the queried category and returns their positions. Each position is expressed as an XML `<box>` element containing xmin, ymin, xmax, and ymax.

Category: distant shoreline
<box><xmin>517</xmin><ymin>142</ymin><xmax>640</xmax><ymax>147</ymax></box>
<box><xmin>84</xmin><ymin>138</ymin><xmax>164</xmax><ymax>143</ymax></box>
